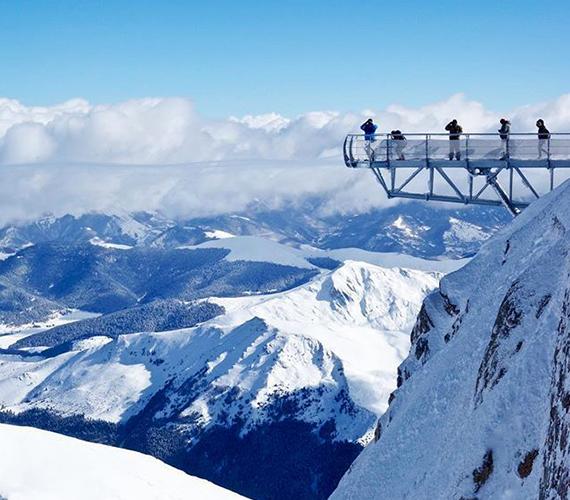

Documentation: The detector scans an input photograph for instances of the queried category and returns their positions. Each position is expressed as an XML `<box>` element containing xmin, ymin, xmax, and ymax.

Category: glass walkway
<box><xmin>343</xmin><ymin>133</ymin><xmax>570</xmax><ymax>215</ymax></box>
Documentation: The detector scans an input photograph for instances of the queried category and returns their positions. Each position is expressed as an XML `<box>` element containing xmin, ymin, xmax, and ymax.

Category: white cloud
<box><xmin>0</xmin><ymin>93</ymin><xmax>569</xmax><ymax>224</ymax></box>
<box><xmin>229</xmin><ymin>112</ymin><xmax>290</xmax><ymax>132</ymax></box>
<box><xmin>1</xmin><ymin>93</ymin><xmax>570</xmax><ymax>165</ymax></box>
<box><xmin>0</xmin><ymin>160</ymin><xmax>391</xmax><ymax>225</ymax></box>
<box><xmin>0</xmin><ymin>123</ymin><xmax>56</xmax><ymax>164</ymax></box>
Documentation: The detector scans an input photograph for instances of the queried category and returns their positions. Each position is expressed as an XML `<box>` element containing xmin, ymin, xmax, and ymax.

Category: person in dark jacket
<box><xmin>536</xmin><ymin>119</ymin><xmax>550</xmax><ymax>159</ymax></box>
<box><xmin>498</xmin><ymin>118</ymin><xmax>511</xmax><ymax>159</ymax></box>
<box><xmin>361</xmin><ymin>118</ymin><xmax>378</xmax><ymax>161</ymax></box>
<box><xmin>361</xmin><ymin>118</ymin><xmax>378</xmax><ymax>141</ymax></box>
<box><xmin>390</xmin><ymin>130</ymin><xmax>407</xmax><ymax>160</ymax></box>
<box><xmin>445</xmin><ymin>119</ymin><xmax>463</xmax><ymax>160</ymax></box>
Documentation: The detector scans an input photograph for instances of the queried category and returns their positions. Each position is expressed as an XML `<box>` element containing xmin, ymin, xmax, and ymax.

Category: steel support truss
<box><xmin>369</xmin><ymin>163</ymin><xmax>546</xmax><ymax>216</ymax></box>
<box><xmin>344</xmin><ymin>133</ymin><xmax>570</xmax><ymax>216</ymax></box>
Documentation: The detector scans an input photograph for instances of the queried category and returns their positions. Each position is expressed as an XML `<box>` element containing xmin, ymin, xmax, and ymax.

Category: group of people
<box><xmin>360</xmin><ymin>118</ymin><xmax>552</xmax><ymax>161</ymax></box>
<box><xmin>360</xmin><ymin>119</ymin><xmax>407</xmax><ymax>160</ymax></box>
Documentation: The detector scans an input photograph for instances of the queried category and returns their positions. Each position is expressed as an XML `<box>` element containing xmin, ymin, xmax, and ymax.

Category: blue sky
<box><xmin>1</xmin><ymin>0</ymin><xmax>569</xmax><ymax>117</ymax></box>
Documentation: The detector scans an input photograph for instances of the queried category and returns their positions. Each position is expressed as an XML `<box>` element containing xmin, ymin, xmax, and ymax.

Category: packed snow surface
<box><xmin>0</xmin><ymin>424</ymin><xmax>246</xmax><ymax>500</ymax></box>
<box><xmin>0</xmin><ymin>309</ymin><xmax>99</xmax><ymax>348</ymax></box>
<box><xmin>204</xmin><ymin>229</ymin><xmax>235</xmax><ymax>239</ymax></box>
<box><xmin>89</xmin><ymin>237</ymin><xmax>133</xmax><ymax>250</ymax></box>
<box><xmin>188</xmin><ymin>236</ymin><xmax>317</xmax><ymax>269</ymax></box>
<box><xmin>189</xmin><ymin>235</ymin><xmax>468</xmax><ymax>273</ymax></box>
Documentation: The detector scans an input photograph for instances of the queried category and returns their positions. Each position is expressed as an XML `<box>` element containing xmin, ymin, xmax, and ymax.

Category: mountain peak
<box><xmin>326</xmin><ymin>260</ymin><xmax>441</xmax><ymax>331</ymax></box>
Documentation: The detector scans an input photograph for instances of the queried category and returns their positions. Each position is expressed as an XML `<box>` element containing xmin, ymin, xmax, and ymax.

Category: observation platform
<box><xmin>343</xmin><ymin>133</ymin><xmax>570</xmax><ymax>215</ymax></box>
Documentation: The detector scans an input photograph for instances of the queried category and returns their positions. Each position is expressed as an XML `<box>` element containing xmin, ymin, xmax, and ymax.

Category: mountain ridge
<box><xmin>0</xmin><ymin>260</ymin><xmax>438</xmax><ymax>499</ymax></box>
<box><xmin>0</xmin><ymin>201</ymin><xmax>508</xmax><ymax>259</ymax></box>
<box><xmin>332</xmin><ymin>180</ymin><xmax>570</xmax><ymax>499</ymax></box>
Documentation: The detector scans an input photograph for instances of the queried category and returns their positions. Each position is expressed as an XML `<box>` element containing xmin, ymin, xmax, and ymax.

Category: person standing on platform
<box><xmin>390</xmin><ymin>130</ymin><xmax>407</xmax><ymax>160</ymax></box>
<box><xmin>360</xmin><ymin>118</ymin><xmax>378</xmax><ymax>161</ymax></box>
<box><xmin>536</xmin><ymin>119</ymin><xmax>550</xmax><ymax>159</ymax></box>
<box><xmin>445</xmin><ymin>119</ymin><xmax>463</xmax><ymax>160</ymax></box>
<box><xmin>498</xmin><ymin>118</ymin><xmax>511</xmax><ymax>160</ymax></box>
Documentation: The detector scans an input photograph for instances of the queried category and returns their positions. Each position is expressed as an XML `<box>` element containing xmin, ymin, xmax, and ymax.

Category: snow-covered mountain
<box><xmin>332</xmin><ymin>181</ymin><xmax>570</xmax><ymax>499</ymax></box>
<box><xmin>0</xmin><ymin>423</ymin><xmax>245</xmax><ymax>500</ymax></box>
<box><xmin>0</xmin><ymin>199</ymin><xmax>504</xmax><ymax>499</ymax></box>
<box><xmin>0</xmin><ymin>232</ymin><xmax>466</xmax><ymax>329</ymax></box>
<box><xmin>0</xmin><ymin>260</ymin><xmax>439</xmax><ymax>499</ymax></box>
<box><xmin>0</xmin><ymin>201</ymin><xmax>508</xmax><ymax>260</ymax></box>
<box><xmin>0</xmin><ymin>242</ymin><xmax>318</xmax><ymax>326</ymax></box>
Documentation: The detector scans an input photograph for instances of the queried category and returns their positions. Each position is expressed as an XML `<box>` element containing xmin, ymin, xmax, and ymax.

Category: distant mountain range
<box><xmin>0</xmin><ymin>201</ymin><xmax>508</xmax><ymax>499</ymax></box>
<box><xmin>0</xmin><ymin>243</ymin><xmax>317</xmax><ymax>325</ymax></box>
<box><xmin>0</xmin><ymin>201</ymin><xmax>502</xmax><ymax>329</ymax></box>
<box><xmin>0</xmin><ymin>260</ymin><xmax>438</xmax><ymax>499</ymax></box>
<box><xmin>0</xmin><ymin>200</ymin><xmax>508</xmax><ymax>259</ymax></box>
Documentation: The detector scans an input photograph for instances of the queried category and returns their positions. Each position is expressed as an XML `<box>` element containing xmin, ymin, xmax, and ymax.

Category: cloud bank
<box><xmin>2</xmin><ymin>93</ymin><xmax>570</xmax><ymax>165</ymax></box>
<box><xmin>0</xmin><ymin>93</ymin><xmax>569</xmax><ymax>224</ymax></box>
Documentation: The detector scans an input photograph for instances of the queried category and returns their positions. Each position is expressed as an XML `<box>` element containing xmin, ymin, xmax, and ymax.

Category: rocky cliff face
<box><xmin>332</xmin><ymin>181</ymin><xmax>570</xmax><ymax>499</ymax></box>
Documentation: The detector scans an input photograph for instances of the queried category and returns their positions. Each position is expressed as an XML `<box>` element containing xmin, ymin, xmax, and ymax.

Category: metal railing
<box><xmin>344</xmin><ymin>133</ymin><xmax>570</xmax><ymax>167</ymax></box>
<box><xmin>342</xmin><ymin>132</ymin><xmax>570</xmax><ymax>216</ymax></box>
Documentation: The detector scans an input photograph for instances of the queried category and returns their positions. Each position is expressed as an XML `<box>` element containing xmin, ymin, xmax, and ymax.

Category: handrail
<box><xmin>343</xmin><ymin>132</ymin><xmax>570</xmax><ymax>168</ymax></box>
<box><xmin>346</xmin><ymin>132</ymin><xmax>570</xmax><ymax>137</ymax></box>
<box><xmin>343</xmin><ymin>132</ymin><xmax>570</xmax><ymax>215</ymax></box>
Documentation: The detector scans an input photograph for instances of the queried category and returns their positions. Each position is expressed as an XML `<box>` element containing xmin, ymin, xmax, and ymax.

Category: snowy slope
<box><xmin>0</xmin><ymin>259</ymin><xmax>441</xmax><ymax>499</ymax></box>
<box><xmin>212</xmin><ymin>261</ymin><xmax>439</xmax><ymax>415</ymax></box>
<box><xmin>189</xmin><ymin>235</ymin><xmax>468</xmax><ymax>274</ymax></box>
<box><xmin>190</xmin><ymin>236</ymin><xmax>318</xmax><ymax>269</ymax></box>
<box><xmin>332</xmin><ymin>180</ymin><xmax>570</xmax><ymax>499</ymax></box>
<box><xmin>0</xmin><ymin>424</ymin><xmax>245</xmax><ymax>500</ymax></box>
<box><xmin>0</xmin><ymin>309</ymin><xmax>98</xmax><ymax>349</ymax></box>
<box><xmin>0</xmin><ymin>261</ymin><xmax>438</xmax><ymax>428</ymax></box>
